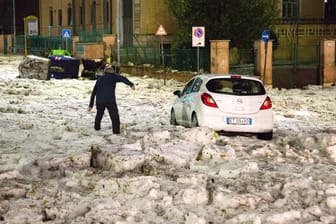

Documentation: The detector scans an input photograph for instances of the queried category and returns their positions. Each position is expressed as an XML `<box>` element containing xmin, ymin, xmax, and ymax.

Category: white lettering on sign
<box><xmin>276</xmin><ymin>27</ymin><xmax>336</xmax><ymax>37</ymax></box>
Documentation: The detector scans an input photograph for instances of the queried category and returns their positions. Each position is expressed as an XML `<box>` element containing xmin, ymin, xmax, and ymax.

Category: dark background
<box><xmin>0</xmin><ymin>0</ymin><xmax>39</xmax><ymax>34</ymax></box>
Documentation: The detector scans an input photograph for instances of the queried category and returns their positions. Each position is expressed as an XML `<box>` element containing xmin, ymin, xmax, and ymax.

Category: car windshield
<box><xmin>206</xmin><ymin>78</ymin><xmax>266</xmax><ymax>95</ymax></box>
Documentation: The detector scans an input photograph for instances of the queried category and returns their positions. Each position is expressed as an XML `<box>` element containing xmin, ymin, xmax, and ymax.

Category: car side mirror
<box><xmin>173</xmin><ymin>90</ymin><xmax>181</xmax><ymax>97</ymax></box>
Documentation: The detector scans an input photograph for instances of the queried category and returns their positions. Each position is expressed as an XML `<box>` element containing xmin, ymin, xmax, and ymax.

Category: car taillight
<box><xmin>201</xmin><ymin>93</ymin><xmax>218</xmax><ymax>108</ymax></box>
<box><xmin>260</xmin><ymin>96</ymin><xmax>272</xmax><ymax>110</ymax></box>
<box><xmin>230</xmin><ymin>75</ymin><xmax>241</xmax><ymax>79</ymax></box>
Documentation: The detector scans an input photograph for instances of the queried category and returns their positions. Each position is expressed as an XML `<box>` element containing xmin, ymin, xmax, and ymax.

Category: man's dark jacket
<box><xmin>89</xmin><ymin>72</ymin><xmax>134</xmax><ymax>107</ymax></box>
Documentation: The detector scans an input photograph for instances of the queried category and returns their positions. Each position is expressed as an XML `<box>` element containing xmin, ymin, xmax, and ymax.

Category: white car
<box><xmin>170</xmin><ymin>74</ymin><xmax>273</xmax><ymax>140</ymax></box>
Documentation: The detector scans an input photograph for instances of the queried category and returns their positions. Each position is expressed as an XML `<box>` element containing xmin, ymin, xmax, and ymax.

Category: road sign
<box><xmin>192</xmin><ymin>26</ymin><xmax>205</xmax><ymax>47</ymax></box>
<box><xmin>25</xmin><ymin>15</ymin><xmax>38</xmax><ymax>36</ymax></box>
<box><xmin>261</xmin><ymin>29</ymin><xmax>270</xmax><ymax>42</ymax></box>
<box><xmin>62</xmin><ymin>29</ymin><xmax>71</xmax><ymax>38</ymax></box>
<box><xmin>155</xmin><ymin>24</ymin><xmax>167</xmax><ymax>36</ymax></box>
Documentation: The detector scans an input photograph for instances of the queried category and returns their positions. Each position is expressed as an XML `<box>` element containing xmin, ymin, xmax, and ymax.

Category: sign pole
<box><xmin>24</xmin><ymin>17</ymin><xmax>27</xmax><ymax>55</ymax></box>
<box><xmin>13</xmin><ymin>0</ymin><xmax>16</xmax><ymax>54</ymax></box>
<box><xmin>261</xmin><ymin>29</ymin><xmax>270</xmax><ymax>83</ymax></box>
<box><xmin>197</xmin><ymin>47</ymin><xmax>200</xmax><ymax>74</ymax></box>
<box><xmin>116</xmin><ymin>0</ymin><xmax>121</xmax><ymax>67</ymax></box>
<box><xmin>160</xmin><ymin>36</ymin><xmax>164</xmax><ymax>68</ymax></box>
<box><xmin>263</xmin><ymin>42</ymin><xmax>267</xmax><ymax>83</ymax></box>
<box><xmin>160</xmin><ymin>35</ymin><xmax>166</xmax><ymax>85</ymax></box>
<box><xmin>192</xmin><ymin>27</ymin><xmax>205</xmax><ymax>73</ymax></box>
<box><xmin>155</xmin><ymin>24</ymin><xmax>168</xmax><ymax>85</ymax></box>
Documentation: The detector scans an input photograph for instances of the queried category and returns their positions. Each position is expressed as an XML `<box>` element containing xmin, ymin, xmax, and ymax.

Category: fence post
<box><xmin>320</xmin><ymin>39</ymin><xmax>336</xmax><ymax>87</ymax></box>
<box><xmin>254</xmin><ymin>40</ymin><xmax>273</xmax><ymax>87</ymax></box>
<box><xmin>4</xmin><ymin>35</ymin><xmax>8</xmax><ymax>55</ymax></box>
<box><xmin>210</xmin><ymin>40</ymin><xmax>230</xmax><ymax>74</ymax></box>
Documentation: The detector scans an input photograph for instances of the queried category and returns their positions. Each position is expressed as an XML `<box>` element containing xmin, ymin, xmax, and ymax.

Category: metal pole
<box><xmin>116</xmin><ymin>0</ymin><xmax>121</xmax><ymax>67</ymax></box>
<box><xmin>197</xmin><ymin>47</ymin><xmax>200</xmax><ymax>73</ymax></box>
<box><xmin>161</xmin><ymin>36</ymin><xmax>165</xmax><ymax>67</ymax></box>
<box><xmin>161</xmin><ymin>35</ymin><xmax>166</xmax><ymax>85</ymax></box>
<box><xmin>24</xmin><ymin>17</ymin><xmax>27</xmax><ymax>56</ymax></box>
<box><xmin>263</xmin><ymin>41</ymin><xmax>268</xmax><ymax>83</ymax></box>
<box><xmin>13</xmin><ymin>0</ymin><xmax>16</xmax><ymax>54</ymax></box>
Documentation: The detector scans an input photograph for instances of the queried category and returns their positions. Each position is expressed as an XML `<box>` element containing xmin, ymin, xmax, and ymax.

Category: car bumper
<box><xmin>197</xmin><ymin>108</ymin><xmax>273</xmax><ymax>133</ymax></box>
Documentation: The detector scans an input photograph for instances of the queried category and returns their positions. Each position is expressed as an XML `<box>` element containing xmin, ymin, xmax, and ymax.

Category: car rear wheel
<box><xmin>258</xmin><ymin>131</ymin><xmax>273</xmax><ymax>140</ymax></box>
<box><xmin>170</xmin><ymin>109</ymin><xmax>177</xmax><ymax>125</ymax></box>
<box><xmin>191</xmin><ymin>113</ymin><xmax>199</xmax><ymax>128</ymax></box>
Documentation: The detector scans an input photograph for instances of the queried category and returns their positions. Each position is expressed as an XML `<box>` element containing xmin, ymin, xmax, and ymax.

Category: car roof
<box><xmin>194</xmin><ymin>74</ymin><xmax>263</xmax><ymax>83</ymax></box>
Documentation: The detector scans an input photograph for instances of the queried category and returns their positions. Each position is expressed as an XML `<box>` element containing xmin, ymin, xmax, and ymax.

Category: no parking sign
<box><xmin>192</xmin><ymin>26</ymin><xmax>205</xmax><ymax>47</ymax></box>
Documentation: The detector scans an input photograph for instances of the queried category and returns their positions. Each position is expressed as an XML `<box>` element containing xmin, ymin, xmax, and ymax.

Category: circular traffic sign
<box><xmin>261</xmin><ymin>29</ymin><xmax>270</xmax><ymax>42</ymax></box>
<box><xmin>194</xmin><ymin>28</ymin><xmax>204</xmax><ymax>38</ymax></box>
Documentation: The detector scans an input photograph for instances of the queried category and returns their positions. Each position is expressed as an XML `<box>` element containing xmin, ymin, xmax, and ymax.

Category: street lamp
<box><xmin>116</xmin><ymin>0</ymin><xmax>121</xmax><ymax>67</ymax></box>
<box><xmin>13</xmin><ymin>0</ymin><xmax>16</xmax><ymax>54</ymax></box>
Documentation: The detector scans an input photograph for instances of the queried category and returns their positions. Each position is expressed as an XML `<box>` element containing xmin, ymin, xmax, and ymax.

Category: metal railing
<box><xmin>14</xmin><ymin>35</ymin><xmax>72</xmax><ymax>56</ymax></box>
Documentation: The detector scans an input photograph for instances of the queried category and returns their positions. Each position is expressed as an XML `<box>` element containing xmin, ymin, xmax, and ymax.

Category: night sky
<box><xmin>0</xmin><ymin>0</ymin><xmax>39</xmax><ymax>34</ymax></box>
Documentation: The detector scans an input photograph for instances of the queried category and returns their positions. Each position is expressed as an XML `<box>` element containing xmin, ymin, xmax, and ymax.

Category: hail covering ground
<box><xmin>0</xmin><ymin>55</ymin><xmax>336</xmax><ymax>224</ymax></box>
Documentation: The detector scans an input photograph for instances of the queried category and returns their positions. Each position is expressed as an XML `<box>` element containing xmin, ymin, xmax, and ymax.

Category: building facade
<box><xmin>2</xmin><ymin>0</ymin><xmax>336</xmax><ymax>66</ymax></box>
<box><xmin>39</xmin><ymin>0</ymin><xmax>177</xmax><ymax>47</ymax></box>
<box><xmin>274</xmin><ymin>0</ymin><xmax>336</xmax><ymax>64</ymax></box>
<box><xmin>38</xmin><ymin>0</ymin><xmax>336</xmax><ymax>53</ymax></box>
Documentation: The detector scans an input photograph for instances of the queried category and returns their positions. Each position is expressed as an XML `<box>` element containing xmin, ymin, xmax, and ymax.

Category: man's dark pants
<box><xmin>95</xmin><ymin>102</ymin><xmax>120</xmax><ymax>134</ymax></box>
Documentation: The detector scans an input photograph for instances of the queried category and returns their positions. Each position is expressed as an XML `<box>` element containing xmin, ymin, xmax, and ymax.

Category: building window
<box><xmin>80</xmin><ymin>6</ymin><xmax>83</xmax><ymax>25</ymax></box>
<box><xmin>134</xmin><ymin>0</ymin><xmax>140</xmax><ymax>34</ymax></box>
<box><xmin>103</xmin><ymin>0</ymin><xmax>110</xmax><ymax>31</ymax></box>
<box><xmin>91</xmin><ymin>0</ymin><xmax>97</xmax><ymax>28</ymax></box>
<box><xmin>58</xmin><ymin>9</ymin><xmax>62</xmax><ymax>26</ymax></box>
<box><xmin>49</xmin><ymin>7</ymin><xmax>53</xmax><ymax>26</ymax></box>
<box><xmin>81</xmin><ymin>0</ymin><xmax>86</xmax><ymax>30</ymax></box>
<box><xmin>68</xmin><ymin>3</ymin><xmax>73</xmax><ymax>26</ymax></box>
<box><xmin>282</xmin><ymin>0</ymin><xmax>299</xmax><ymax>18</ymax></box>
<box><xmin>106</xmin><ymin>1</ymin><xmax>110</xmax><ymax>23</ymax></box>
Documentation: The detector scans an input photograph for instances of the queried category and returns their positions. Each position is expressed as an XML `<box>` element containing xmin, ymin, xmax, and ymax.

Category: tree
<box><xmin>165</xmin><ymin>0</ymin><xmax>279</xmax><ymax>49</ymax></box>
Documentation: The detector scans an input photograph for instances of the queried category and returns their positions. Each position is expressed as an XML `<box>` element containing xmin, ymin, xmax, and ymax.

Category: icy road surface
<box><xmin>0</xmin><ymin>55</ymin><xmax>336</xmax><ymax>224</ymax></box>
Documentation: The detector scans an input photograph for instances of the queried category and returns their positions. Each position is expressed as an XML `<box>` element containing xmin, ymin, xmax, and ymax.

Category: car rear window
<box><xmin>206</xmin><ymin>78</ymin><xmax>266</xmax><ymax>95</ymax></box>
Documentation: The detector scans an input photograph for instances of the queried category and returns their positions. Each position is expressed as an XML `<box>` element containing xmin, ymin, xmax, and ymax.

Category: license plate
<box><xmin>226</xmin><ymin>117</ymin><xmax>252</xmax><ymax>125</ymax></box>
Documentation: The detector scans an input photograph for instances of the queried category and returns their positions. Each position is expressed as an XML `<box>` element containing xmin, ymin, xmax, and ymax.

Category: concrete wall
<box><xmin>254</xmin><ymin>40</ymin><xmax>273</xmax><ymax>86</ymax></box>
<box><xmin>73</xmin><ymin>34</ymin><xmax>116</xmax><ymax>60</ymax></box>
<box><xmin>320</xmin><ymin>39</ymin><xmax>336</xmax><ymax>86</ymax></box>
<box><xmin>274</xmin><ymin>24</ymin><xmax>336</xmax><ymax>64</ymax></box>
<box><xmin>210</xmin><ymin>40</ymin><xmax>230</xmax><ymax>74</ymax></box>
<box><xmin>0</xmin><ymin>34</ymin><xmax>13</xmax><ymax>54</ymax></box>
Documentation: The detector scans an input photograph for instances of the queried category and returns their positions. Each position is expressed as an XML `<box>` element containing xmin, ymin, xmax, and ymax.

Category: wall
<box><xmin>39</xmin><ymin>0</ymin><xmax>72</xmax><ymax>36</ymax></box>
<box><xmin>73</xmin><ymin>34</ymin><xmax>116</xmax><ymax>60</ymax></box>
<box><xmin>301</xmin><ymin>0</ymin><xmax>324</xmax><ymax>19</ymax></box>
<box><xmin>274</xmin><ymin>24</ymin><xmax>336</xmax><ymax>63</ymax></box>
<box><xmin>210</xmin><ymin>40</ymin><xmax>230</xmax><ymax>74</ymax></box>
<box><xmin>320</xmin><ymin>39</ymin><xmax>336</xmax><ymax>86</ymax></box>
<box><xmin>0</xmin><ymin>34</ymin><xmax>13</xmax><ymax>54</ymax></box>
<box><xmin>39</xmin><ymin>0</ymin><xmax>177</xmax><ymax>47</ymax></box>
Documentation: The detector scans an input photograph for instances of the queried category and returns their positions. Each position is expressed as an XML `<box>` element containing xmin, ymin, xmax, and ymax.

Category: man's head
<box><xmin>104</xmin><ymin>62</ymin><xmax>120</xmax><ymax>74</ymax></box>
<box><xmin>104</xmin><ymin>63</ymin><xmax>115</xmax><ymax>74</ymax></box>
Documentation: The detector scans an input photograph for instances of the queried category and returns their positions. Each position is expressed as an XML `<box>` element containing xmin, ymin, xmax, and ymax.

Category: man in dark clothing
<box><xmin>88</xmin><ymin>64</ymin><xmax>135</xmax><ymax>134</ymax></box>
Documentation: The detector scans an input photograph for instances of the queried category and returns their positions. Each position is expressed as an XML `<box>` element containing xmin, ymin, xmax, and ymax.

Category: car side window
<box><xmin>191</xmin><ymin>78</ymin><xmax>202</xmax><ymax>92</ymax></box>
<box><xmin>181</xmin><ymin>79</ymin><xmax>195</xmax><ymax>96</ymax></box>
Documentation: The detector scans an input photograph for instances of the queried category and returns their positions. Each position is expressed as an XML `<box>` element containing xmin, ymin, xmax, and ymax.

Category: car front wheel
<box><xmin>170</xmin><ymin>109</ymin><xmax>177</xmax><ymax>125</ymax></box>
<box><xmin>191</xmin><ymin>113</ymin><xmax>199</xmax><ymax>128</ymax></box>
